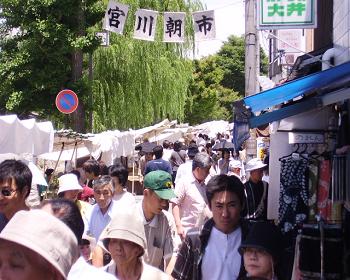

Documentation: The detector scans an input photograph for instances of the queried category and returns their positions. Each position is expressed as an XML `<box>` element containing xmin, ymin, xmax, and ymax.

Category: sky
<box><xmin>194</xmin><ymin>0</ymin><xmax>245</xmax><ymax>58</ymax></box>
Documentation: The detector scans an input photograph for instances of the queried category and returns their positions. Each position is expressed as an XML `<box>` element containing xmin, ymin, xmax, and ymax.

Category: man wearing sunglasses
<box><xmin>0</xmin><ymin>159</ymin><xmax>32</xmax><ymax>232</ymax></box>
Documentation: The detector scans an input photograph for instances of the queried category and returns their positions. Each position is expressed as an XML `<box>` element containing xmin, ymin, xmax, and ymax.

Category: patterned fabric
<box><xmin>278</xmin><ymin>157</ymin><xmax>309</xmax><ymax>233</ymax></box>
<box><xmin>308</xmin><ymin>160</ymin><xmax>319</xmax><ymax>221</ymax></box>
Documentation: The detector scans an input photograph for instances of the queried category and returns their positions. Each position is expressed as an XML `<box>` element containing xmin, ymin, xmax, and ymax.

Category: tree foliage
<box><xmin>91</xmin><ymin>0</ymin><xmax>203</xmax><ymax>132</ymax></box>
<box><xmin>185</xmin><ymin>35</ymin><xmax>269</xmax><ymax>125</ymax></box>
<box><xmin>0</xmin><ymin>0</ymin><xmax>202</xmax><ymax>132</ymax></box>
<box><xmin>0</xmin><ymin>0</ymin><xmax>105</xmax><ymax>126</ymax></box>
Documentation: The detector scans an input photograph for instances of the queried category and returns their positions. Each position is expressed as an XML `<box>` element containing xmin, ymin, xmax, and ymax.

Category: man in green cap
<box><xmin>139</xmin><ymin>170</ymin><xmax>178</xmax><ymax>274</ymax></box>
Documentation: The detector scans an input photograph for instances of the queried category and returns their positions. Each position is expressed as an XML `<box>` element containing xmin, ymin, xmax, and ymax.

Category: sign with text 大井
<box><xmin>257</xmin><ymin>0</ymin><xmax>317</xmax><ymax>30</ymax></box>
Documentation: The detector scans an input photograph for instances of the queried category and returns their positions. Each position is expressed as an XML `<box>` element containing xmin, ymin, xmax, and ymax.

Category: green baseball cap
<box><xmin>144</xmin><ymin>170</ymin><xmax>176</xmax><ymax>200</ymax></box>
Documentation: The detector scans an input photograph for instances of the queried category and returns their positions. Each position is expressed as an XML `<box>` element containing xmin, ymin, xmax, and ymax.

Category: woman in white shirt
<box><xmin>109</xmin><ymin>164</ymin><xmax>136</xmax><ymax>208</ymax></box>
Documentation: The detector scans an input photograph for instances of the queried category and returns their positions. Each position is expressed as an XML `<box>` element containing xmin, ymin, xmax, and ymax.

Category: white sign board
<box><xmin>103</xmin><ymin>1</ymin><xmax>129</xmax><ymax>34</ymax></box>
<box><xmin>192</xmin><ymin>10</ymin><xmax>216</xmax><ymax>41</ymax></box>
<box><xmin>133</xmin><ymin>9</ymin><xmax>158</xmax><ymax>41</ymax></box>
<box><xmin>163</xmin><ymin>12</ymin><xmax>186</xmax><ymax>43</ymax></box>
<box><xmin>257</xmin><ymin>0</ymin><xmax>317</xmax><ymax>30</ymax></box>
<box><xmin>96</xmin><ymin>31</ymin><xmax>110</xmax><ymax>46</ymax></box>
<box><xmin>288</xmin><ymin>132</ymin><xmax>324</xmax><ymax>144</ymax></box>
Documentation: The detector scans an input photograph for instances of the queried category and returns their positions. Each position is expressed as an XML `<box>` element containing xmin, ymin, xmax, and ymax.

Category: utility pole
<box><xmin>245</xmin><ymin>0</ymin><xmax>259</xmax><ymax>97</ymax></box>
<box><xmin>244</xmin><ymin>0</ymin><xmax>260</xmax><ymax>159</ymax></box>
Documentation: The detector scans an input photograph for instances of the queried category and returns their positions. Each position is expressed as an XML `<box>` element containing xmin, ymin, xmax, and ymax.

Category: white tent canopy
<box><xmin>0</xmin><ymin>115</ymin><xmax>54</xmax><ymax>155</ymax></box>
<box><xmin>38</xmin><ymin>147</ymin><xmax>90</xmax><ymax>162</ymax></box>
<box><xmin>193</xmin><ymin>120</ymin><xmax>230</xmax><ymax>139</ymax></box>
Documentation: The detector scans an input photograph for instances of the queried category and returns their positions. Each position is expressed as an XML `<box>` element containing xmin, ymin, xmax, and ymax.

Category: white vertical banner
<box><xmin>133</xmin><ymin>9</ymin><xmax>158</xmax><ymax>41</ymax></box>
<box><xmin>192</xmin><ymin>10</ymin><xmax>216</xmax><ymax>41</ymax></box>
<box><xmin>163</xmin><ymin>12</ymin><xmax>186</xmax><ymax>43</ymax></box>
<box><xmin>103</xmin><ymin>1</ymin><xmax>129</xmax><ymax>34</ymax></box>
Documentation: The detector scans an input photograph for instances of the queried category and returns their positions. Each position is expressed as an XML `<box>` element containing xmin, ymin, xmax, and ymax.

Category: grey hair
<box><xmin>93</xmin><ymin>175</ymin><xmax>113</xmax><ymax>191</ymax></box>
<box><xmin>192</xmin><ymin>152</ymin><xmax>213</xmax><ymax>171</ymax></box>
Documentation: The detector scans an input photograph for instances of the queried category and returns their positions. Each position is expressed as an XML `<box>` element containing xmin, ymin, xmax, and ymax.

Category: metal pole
<box><xmin>245</xmin><ymin>0</ymin><xmax>259</xmax><ymax>97</ymax></box>
<box><xmin>89</xmin><ymin>52</ymin><xmax>93</xmax><ymax>133</ymax></box>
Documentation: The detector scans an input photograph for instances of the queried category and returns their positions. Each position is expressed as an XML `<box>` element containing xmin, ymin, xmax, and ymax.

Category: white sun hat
<box><xmin>245</xmin><ymin>158</ymin><xmax>267</xmax><ymax>172</ymax></box>
<box><xmin>229</xmin><ymin>160</ymin><xmax>242</xmax><ymax>169</ymax></box>
<box><xmin>58</xmin><ymin>173</ymin><xmax>83</xmax><ymax>194</ymax></box>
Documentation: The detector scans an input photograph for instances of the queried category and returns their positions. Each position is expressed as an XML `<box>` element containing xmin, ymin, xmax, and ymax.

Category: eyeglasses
<box><xmin>0</xmin><ymin>187</ymin><xmax>18</xmax><ymax>197</ymax></box>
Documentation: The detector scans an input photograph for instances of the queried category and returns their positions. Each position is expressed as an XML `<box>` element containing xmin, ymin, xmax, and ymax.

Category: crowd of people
<box><xmin>0</xmin><ymin>133</ymin><xmax>284</xmax><ymax>280</ymax></box>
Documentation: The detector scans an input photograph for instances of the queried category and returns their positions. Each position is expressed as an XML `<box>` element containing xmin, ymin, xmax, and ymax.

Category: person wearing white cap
<box><xmin>228</xmin><ymin>160</ymin><xmax>243</xmax><ymax>181</ymax></box>
<box><xmin>58</xmin><ymin>173</ymin><xmax>91</xmax><ymax>230</ymax></box>
<box><xmin>243</xmin><ymin>158</ymin><xmax>268</xmax><ymax>221</ymax></box>
<box><xmin>100</xmin><ymin>210</ymin><xmax>168</xmax><ymax>280</ymax></box>
<box><xmin>0</xmin><ymin>209</ymin><xmax>79</xmax><ymax>280</ymax></box>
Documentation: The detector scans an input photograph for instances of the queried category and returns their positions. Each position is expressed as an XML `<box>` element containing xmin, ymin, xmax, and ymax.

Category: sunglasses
<box><xmin>0</xmin><ymin>187</ymin><xmax>17</xmax><ymax>197</ymax></box>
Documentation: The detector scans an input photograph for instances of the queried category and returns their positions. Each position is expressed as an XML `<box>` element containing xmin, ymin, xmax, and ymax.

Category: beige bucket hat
<box><xmin>100</xmin><ymin>209</ymin><xmax>147</xmax><ymax>254</ymax></box>
<box><xmin>0</xmin><ymin>210</ymin><xmax>79</xmax><ymax>279</ymax></box>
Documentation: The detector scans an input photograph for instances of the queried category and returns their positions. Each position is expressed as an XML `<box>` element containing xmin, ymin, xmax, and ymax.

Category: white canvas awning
<box><xmin>0</xmin><ymin>115</ymin><xmax>54</xmax><ymax>155</ymax></box>
<box><xmin>38</xmin><ymin>147</ymin><xmax>90</xmax><ymax>162</ymax></box>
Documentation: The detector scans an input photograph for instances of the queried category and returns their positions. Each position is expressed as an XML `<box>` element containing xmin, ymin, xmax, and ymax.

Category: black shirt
<box><xmin>243</xmin><ymin>180</ymin><xmax>268</xmax><ymax>221</ymax></box>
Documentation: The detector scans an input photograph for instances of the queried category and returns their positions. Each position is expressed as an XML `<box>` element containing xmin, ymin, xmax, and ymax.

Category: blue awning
<box><xmin>244</xmin><ymin>61</ymin><xmax>350</xmax><ymax>113</ymax></box>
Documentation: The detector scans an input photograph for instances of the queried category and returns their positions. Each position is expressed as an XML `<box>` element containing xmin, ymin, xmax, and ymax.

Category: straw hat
<box><xmin>0</xmin><ymin>210</ymin><xmax>79</xmax><ymax>278</ymax></box>
<box><xmin>100</xmin><ymin>209</ymin><xmax>146</xmax><ymax>253</ymax></box>
<box><xmin>245</xmin><ymin>158</ymin><xmax>267</xmax><ymax>172</ymax></box>
<box><xmin>58</xmin><ymin>173</ymin><xmax>83</xmax><ymax>194</ymax></box>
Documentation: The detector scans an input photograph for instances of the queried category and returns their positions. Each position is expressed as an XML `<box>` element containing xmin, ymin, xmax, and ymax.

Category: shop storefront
<box><xmin>233</xmin><ymin>61</ymin><xmax>350</xmax><ymax>279</ymax></box>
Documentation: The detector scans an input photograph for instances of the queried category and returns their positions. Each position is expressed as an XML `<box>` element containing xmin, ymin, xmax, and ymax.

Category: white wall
<box><xmin>333</xmin><ymin>0</ymin><xmax>350</xmax><ymax>65</ymax></box>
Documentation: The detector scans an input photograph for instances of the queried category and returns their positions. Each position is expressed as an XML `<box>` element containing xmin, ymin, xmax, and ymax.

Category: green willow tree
<box><xmin>91</xmin><ymin>0</ymin><xmax>202</xmax><ymax>132</ymax></box>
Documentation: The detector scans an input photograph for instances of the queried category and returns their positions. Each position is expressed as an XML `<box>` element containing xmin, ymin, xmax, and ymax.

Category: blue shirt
<box><xmin>144</xmin><ymin>159</ymin><xmax>172</xmax><ymax>175</ymax></box>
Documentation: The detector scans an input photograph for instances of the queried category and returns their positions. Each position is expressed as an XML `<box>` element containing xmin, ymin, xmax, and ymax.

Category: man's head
<box><xmin>109</xmin><ymin>164</ymin><xmax>129</xmax><ymax>188</ymax></box>
<box><xmin>187</xmin><ymin>143</ymin><xmax>199</xmax><ymax>160</ymax></box>
<box><xmin>0</xmin><ymin>160</ymin><xmax>32</xmax><ymax>219</ymax></box>
<box><xmin>229</xmin><ymin>160</ymin><xmax>242</xmax><ymax>176</ymax></box>
<box><xmin>163</xmin><ymin>140</ymin><xmax>170</xmax><ymax>149</ymax></box>
<box><xmin>245</xmin><ymin>158</ymin><xmax>267</xmax><ymax>184</ymax></box>
<box><xmin>40</xmin><ymin>199</ymin><xmax>84</xmax><ymax>244</ymax></box>
<box><xmin>93</xmin><ymin>175</ymin><xmax>114</xmax><ymax>211</ymax></box>
<box><xmin>83</xmin><ymin>159</ymin><xmax>100</xmax><ymax>180</ymax></box>
<box><xmin>143</xmin><ymin>170</ymin><xmax>176</xmax><ymax>215</ymax></box>
<box><xmin>152</xmin><ymin>145</ymin><xmax>164</xmax><ymax>160</ymax></box>
<box><xmin>192</xmin><ymin>152</ymin><xmax>212</xmax><ymax>183</ymax></box>
<box><xmin>206</xmin><ymin>175</ymin><xmax>244</xmax><ymax>234</ymax></box>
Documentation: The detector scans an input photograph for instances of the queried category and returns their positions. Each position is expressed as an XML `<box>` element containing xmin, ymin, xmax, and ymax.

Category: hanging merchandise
<box><xmin>308</xmin><ymin>159</ymin><xmax>319</xmax><ymax>221</ymax></box>
<box><xmin>278</xmin><ymin>153</ymin><xmax>309</xmax><ymax>234</ymax></box>
<box><xmin>317</xmin><ymin>160</ymin><xmax>332</xmax><ymax>221</ymax></box>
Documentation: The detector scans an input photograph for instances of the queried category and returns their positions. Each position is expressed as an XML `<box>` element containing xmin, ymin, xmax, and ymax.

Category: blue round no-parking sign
<box><xmin>55</xmin><ymin>89</ymin><xmax>79</xmax><ymax>114</ymax></box>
